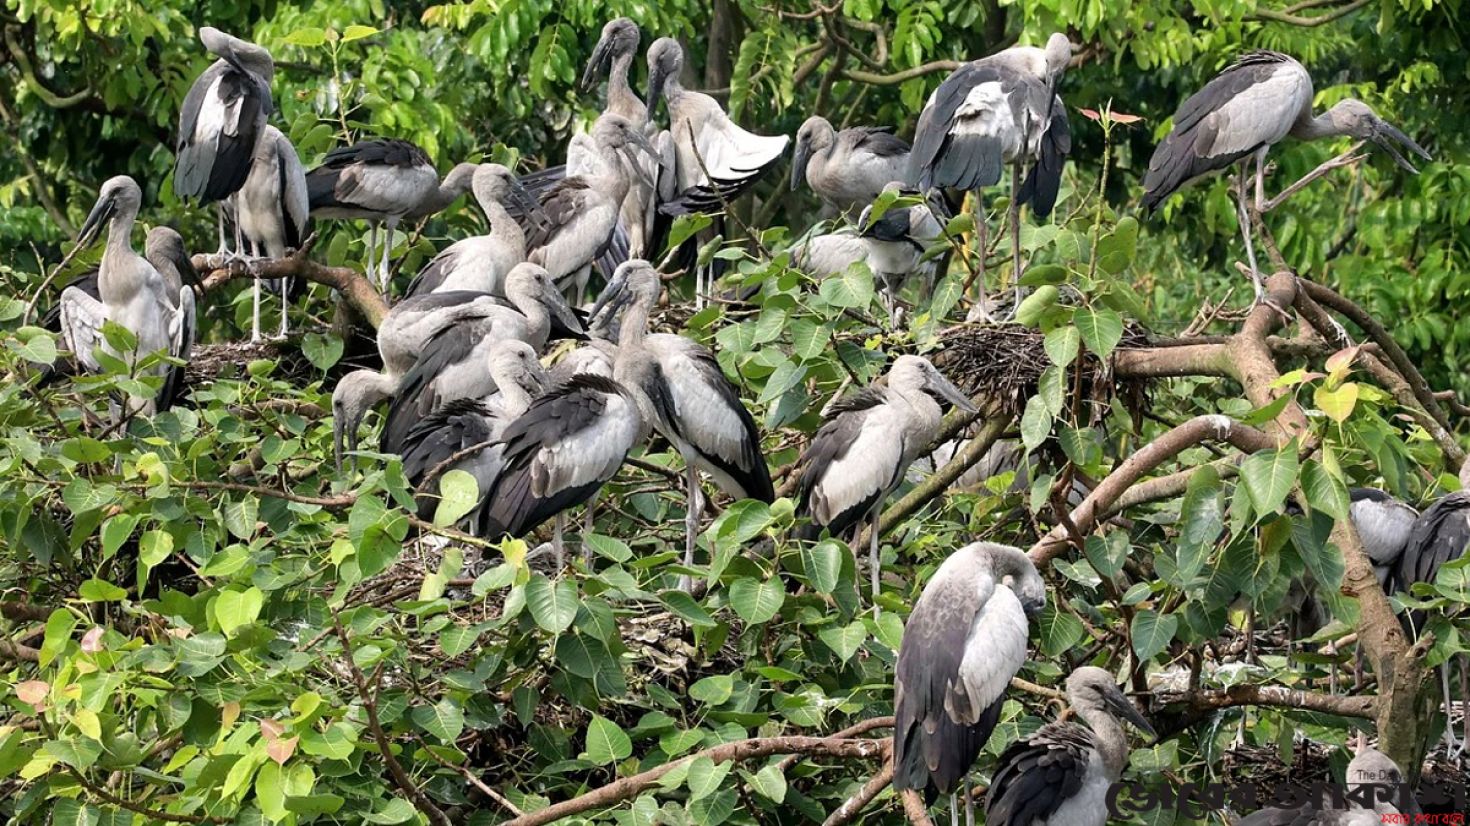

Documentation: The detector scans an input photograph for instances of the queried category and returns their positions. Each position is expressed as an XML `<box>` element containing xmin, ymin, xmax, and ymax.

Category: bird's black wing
<box><xmin>1017</xmin><ymin>94</ymin><xmax>1071</xmax><ymax>218</ymax></box>
<box><xmin>1398</xmin><ymin>492</ymin><xmax>1470</xmax><ymax>590</ymax></box>
<box><xmin>400</xmin><ymin>398</ymin><xmax>496</xmax><ymax>520</ymax></box>
<box><xmin>202</xmin><ymin>68</ymin><xmax>268</xmax><ymax>203</ymax></box>
<box><xmin>850</xmin><ymin>126</ymin><xmax>911</xmax><ymax>158</ymax></box>
<box><xmin>893</xmin><ymin>567</ymin><xmax>1005</xmax><ymax>798</ymax></box>
<box><xmin>984</xmin><ymin>722</ymin><xmax>1094</xmax><ymax>826</ymax></box>
<box><xmin>403</xmin><ymin>246</ymin><xmax>462</xmax><ymax>299</ymax></box>
<box><xmin>793</xmin><ymin>389</ymin><xmax>889</xmax><ymax>539</ymax></box>
<box><xmin>380</xmin><ymin>322</ymin><xmax>479</xmax><ymax>454</ymax></box>
<box><xmin>475</xmin><ymin>375</ymin><xmax>627</xmax><ymax>539</ymax></box>
<box><xmin>506</xmin><ymin>165</ymin><xmax>567</xmax><ymax>221</ymax></box>
<box><xmin>525</xmin><ymin>178</ymin><xmax>593</xmax><ymax>251</ymax></box>
<box><xmin>668</xmin><ymin>347</ymin><xmax>774</xmax><ymax>503</ymax></box>
<box><xmin>1141</xmin><ymin>51</ymin><xmax>1291</xmax><ymax>212</ymax></box>
<box><xmin>910</xmin><ymin>62</ymin><xmax>1015</xmax><ymax>192</ymax></box>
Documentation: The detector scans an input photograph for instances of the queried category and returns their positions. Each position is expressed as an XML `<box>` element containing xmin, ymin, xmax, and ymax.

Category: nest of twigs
<box><xmin>183</xmin><ymin>339</ymin><xmax>317</xmax><ymax>389</ymax></box>
<box><xmin>935</xmin><ymin>321</ymin><xmax>1153</xmax><ymax>427</ymax></box>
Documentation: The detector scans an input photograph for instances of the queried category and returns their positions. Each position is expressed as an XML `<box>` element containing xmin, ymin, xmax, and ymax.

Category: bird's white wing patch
<box><xmin>812</xmin><ymin>406</ymin><xmax>904</xmax><ymax>525</ymax></box>
<box><xmin>533</xmin><ymin>393</ymin><xmax>641</xmax><ymax>494</ymax></box>
<box><xmin>955</xmin><ymin>584</ymin><xmax>1028</xmax><ymax>720</ymax></box>
<box><xmin>652</xmin><ymin>336</ymin><xmax>746</xmax><ymax>465</ymax></box>
<box><xmin>341</xmin><ymin>165</ymin><xmax>439</xmax><ymax>215</ymax></box>
<box><xmin>692</xmin><ymin>115</ymin><xmax>789</xmax><ymax>183</ymax></box>
<box><xmin>795</xmin><ymin>233</ymin><xmax>867</xmax><ymax>277</ymax></box>
<box><xmin>1201</xmin><ymin>66</ymin><xmax>1310</xmax><ymax>157</ymax></box>
<box><xmin>59</xmin><ymin>286</ymin><xmax>108</xmax><ymax>374</ymax></box>
<box><xmin>953</xmin><ymin>82</ymin><xmax>1017</xmax><ymax>138</ymax></box>
<box><xmin>172</xmin><ymin>286</ymin><xmax>196</xmax><ymax>362</ymax></box>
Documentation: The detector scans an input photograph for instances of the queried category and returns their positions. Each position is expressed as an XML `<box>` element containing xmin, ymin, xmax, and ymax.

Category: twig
<box><xmin>417</xmin><ymin>736</ymin><xmax>524</xmax><ymax>816</ymax></box>
<box><xmin>823</xmin><ymin>760</ymin><xmax>895</xmax><ymax>826</ymax></box>
<box><xmin>1248</xmin><ymin>0</ymin><xmax>1372</xmax><ymax>26</ymax></box>
<box><xmin>62</xmin><ymin>765</ymin><xmax>226</xmax><ymax>823</ymax></box>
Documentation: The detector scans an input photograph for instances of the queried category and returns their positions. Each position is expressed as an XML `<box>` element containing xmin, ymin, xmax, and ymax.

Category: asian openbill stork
<box><xmin>593</xmin><ymin>260</ymin><xmax>774</xmax><ymax>585</ymax></box>
<box><xmin>527</xmin><ymin>115</ymin><xmax>658</xmax><ymax>305</ymax></box>
<box><xmin>403</xmin><ymin>164</ymin><xmax>538</xmax><ymax>298</ymax></box>
<box><xmin>474</xmin><ymin>373</ymin><xmax>646</xmax><ymax>570</ymax></box>
<box><xmin>57</xmin><ymin>177</ymin><xmax>195</xmax><ymax>417</ymax></box>
<box><xmin>893</xmin><ymin>542</ymin><xmax>1046</xmax><ymax>826</ymax></box>
<box><xmin>399</xmin><ymin>340</ymin><xmax>548</xmax><ymax>524</ymax></box>
<box><xmin>380</xmin><ymin>263</ymin><xmax>585</xmax><ymax>454</ymax></box>
<box><xmin>1236</xmin><ymin>746</ymin><xmax>1419</xmax><ymax>826</ymax></box>
<box><xmin>984</xmin><ymin>666</ymin><xmax>1156</xmax><ymax>826</ymax></box>
<box><xmin>909</xmin><ymin>34</ymin><xmax>1071</xmax><ymax>318</ymax></box>
<box><xmin>646</xmin><ymin>37</ymin><xmax>789</xmax><ymax>304</ymax></box>
<box><xmin>794</xmin><ymin>355</ymin><xmax>976</xmax><ymax>602</ymax></box>
<box><xmin>791</xmin><ymin>116</ymin><xmax>912</xmax><ymax>217</ymax></box>
<box><xmin>305</xmin><ymin>139</ymin><xmax>478</xmax><ymax>291</ymax></box>
<box><xmin>1143</xmin><ymin>50</ymin><xmax>1430</xmax><ymax>309</ymax></box>
<box><xmin>237</xmin><ymin>125</ymin><xmax>309</xmax><ymax>341</ymax></box>
<box><xmin>174</xmin><ymin>27</ymin><xmax>274</xmax><ymax>255</ymax></box>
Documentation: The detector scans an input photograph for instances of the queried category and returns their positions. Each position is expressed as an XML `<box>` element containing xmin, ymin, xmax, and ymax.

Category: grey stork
<box><xmin>236</xmin><ymin>124</ymin><xmax>309</xmax><ymax>341</ymax></box>
<box><xmin>791</xmin><ymin>116</ymin><xmax>911</xmax><ymax>217</ymax></box>
<box><xmin>403</xmin><ymin>164</ymin><xmax>538</xmax><ymax>298</ymax></box>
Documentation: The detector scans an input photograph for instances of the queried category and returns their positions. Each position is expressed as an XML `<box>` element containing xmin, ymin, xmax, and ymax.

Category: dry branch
<box><xmin>823</xmin><ymin>760</ymin><xmax>895</xmax><ymax>826</ymax></box>
<box><xmin>1155</xmin><ymin>683</ymin><xmax>1376</xmax><ymax>736</ymax></box>
<box><xmin>194</xmin><ymin>250</ymin><xmax>390</xmax><ymax>329</ymax></box>
<box><xmin>501</xmin><ymin>736</ymin><xmax>889</xmax><ymax>826</ymax></box>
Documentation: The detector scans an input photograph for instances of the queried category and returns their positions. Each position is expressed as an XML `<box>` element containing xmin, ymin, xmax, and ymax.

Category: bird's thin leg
<box><xmin>869</xmin><ymin>510</ymin><xmax>881</xmax><ymax>610</ymax></box>
<box><xmin>964</xmin><ymin>775</ymin><xmax>975</xmax><ymax>826</ymax></box>
<box><xmin>380</xmin><ymin>220</ymin><xmax>397</xmax><ymax>293</ymax></box>
<box><xmin>1235</xmin><ymin>161</ymin><xmax>1268</xmax><ymax>309</ymax></box>
<box><xmin>1254</xmin><ymin>147</ymin><xmax>1267</xmax><ymax>214</ymax></box>
<box><xmin>251</xmin><ymin>278</ymin><xmax>263</xmax><ymax>343</ymax></box>
<box><xmin>366</xmin><ymin>222</ymin><xmax>379</xmax><ymax>286</ymax></box>
<box><xmin>681</xmin><ymin>464</ymin><xmax>703</xmax><ymax>592</ymax></box>
<box><xmin>974</xmin><ymin>199</ymin><xmax>990</xmax><ymax>321</ymax></box>
<box><xmin>216</xmin><ymin>205</ymin><xmax>230</xmax><ymax>255</ymax></box>
<box><xmin>278</xmin><ymin>284</ymin><xmax>290</xmax><ymax>339</ymax></box>
<box><xmin>1009</xmin><ymin>162</ymin><xmax>1023</xmax><ymax>311</ymax></box>
<box><xmin>1441</xmin><ymin>663</ymin><xmax>1461</xmax><ymax>754</ymax></box>
<box><xmin>582</xmin><ymin>490</ymin><xmax>599</xmax><ymax>536</ymax></box>
<box><xmin>949</xmin><ymin>793</ymin><xmax>959</xmax><ymax>826</ymax></box>
<box><xmin>554</xmin><ymin>514</ymin><xmax>565</xmax><ymax>575</ymax></box>
<box><xmin>1458</xmin><ymin>656</ymin><xmax>1469</xmax><ymax>759</ymax></box>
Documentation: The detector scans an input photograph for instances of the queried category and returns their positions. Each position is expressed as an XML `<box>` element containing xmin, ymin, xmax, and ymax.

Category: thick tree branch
<box><xmin>1154</xmin><ymin>683</ymin><xmax>1376</xmax><ymax>736</ymax></box>
<box><xmin>1029</xmin><ymin>415</ymin><xmax>1275</xmax><ymax>565</ymax></box>
<box><xmin>1248</xmin><ymin>0</ymin><xmax>1373</xmax><ymax>27</ymax></box>
<box><xmin>194</xmin><ymin>250</ymin><xmax>390</xmax><ymax>329</ymax></box>
<box><xmin>900</xmin><ymin>788</ymin><xmax>936</xmax><ymax>826</ymax></box>
<box><xmin>501</xmin><ymin>736</ymin><xmax>889</xmax><ymax>826</ymax></box>
<box><xmin>4</xmin><ymin>26</ymin><xmax>92</xmax><ymax>108</ymax></box>
<box><xmin>823</xmin><ymin>760</ymin><xmax>895</xmax><ymax>826</ymax></box>
<box><xmin>0</xmin><ymin>639</ymin><xmax>40</xmax><ymax>662</ymax></box>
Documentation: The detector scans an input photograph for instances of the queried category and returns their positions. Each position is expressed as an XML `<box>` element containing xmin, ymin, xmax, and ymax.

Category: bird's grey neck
<box><xmin>615</xmin><ymin>298</ymin><xmax>653</xmax><ymax>351</ymax></box>
<box><xmin>1075</xmin><ymin>705</ymin><xmax>1129</xmax><ymax>780</ymax></box>
<box><xmin>1290</xmin><ymin>108</ymin><xmax>1345</xmax><ymax>141</ymax></box>
<box><xmin>607</xmin><ymin>54</ymin><xmax>643</xmax><ymax>119</ymax></box>
<box><xmin>498</xmin><ymin>377</ymin><xmax>537</xmax><ymax>416</ymax></box>
<box><xmin>484</xmin><ymin>200</ymin><xmax>524</xmax><ymax>249</ymax></box>
<box><xmin>421</xmin><ymin>179</ymin><xmax>470</xmax><ymax>215</ymax></box>
<box><xmin>105</xmin><ymin>212</ymin><xmax>138</xmax><ymax>260</ymax></box>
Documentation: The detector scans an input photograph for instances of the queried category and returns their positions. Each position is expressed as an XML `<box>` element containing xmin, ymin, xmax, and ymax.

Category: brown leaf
<box><xmin>1108</xmin><ymin>111</ymin><xmax>1143</xmax><ymax>124</ymax></box>
<box><xmin>80</xmin><ymin>627</ymin><xmax>105</xmax><ymax>654</ymax></box>
<box><xmin>260</xmin><ymin>718</ymin><xmax>285</xmax><ymax>742</ymax></box>
<box><xmin>221</xmin><ymin>701</ymin><xmax>241</xmax><ymax>732</ymax></box>
<box><xmin>266</xmin><ymin>735</ymin><xmax>298</xmax><ymax>766</ymax></box>
<box><xmin>15</xmin><ymin>681</ymin><xmax>48</xmax><ymax>711</ymax></box>
<box><xmin>1080</xmin><ymin>107</ymin><xmax>1101</xmax><ymax>122</ymax></box>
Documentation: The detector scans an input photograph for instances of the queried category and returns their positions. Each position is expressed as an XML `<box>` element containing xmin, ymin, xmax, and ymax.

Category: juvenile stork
<box><xmin>1394</xmin><ymin>457</ymin><xmax>1470</xmax><ymax>755</ymax></box>
<box><xmin>909</xmin><ymin>34</ymin><xmax>1072</xmax><ymax>317</ymax></box>
<box><xmin>403</xmin><ymin>164</ymin><xmax>538</xmax><ymax>298</ymax></box>
<box><xmin>527</xmin><ymin>115</ymin><xmax>658</xmax><ymax>305</ymax></box>
<box><xmin>857</xmin><ymin>184</ymin><xmax>946</xmax><ymax>326</ymax></box>
<box><xmin>794</xmin><ymin>355</ymin><xmax>977</xmax><ymax>602</ymax></box>
<box><xmin>475</xmin><ymin>373</ymin><xmax>646</xmax><ymax>570</ymax></box>
<box><xmin>174</xmin><ymin>27</ymin><xmax>274</xmax><ymax>254</ymax></box>
<box><xmin>1143</xmin><ymin>50</ymin><xmax>1430</xmax><ymax>307</ymax></box>
<box><xmin>893</xmin><ymin>542</ymin><xmax>1047</xmax><ymax>825</ymax></box>
<box><xmin>1237</xmin><ymin>747</ymin><xmax>1418</xmax><ymax>825</ymax></box>
<box><xmin>237</xmin><ymin>125</ymin><xmax>309</xmax><ymax>341</ymax></box>
<box><xmin>984</xmin><ymin>667</ymin><xmax>1156</xmax><ymax>826</ymax></box>
<box><xmin>791</xmin><ymin>116</ymin><xmax>912</xmax><ymax>217</ymax></box>
<box><xmin>57</xmin><ymin>177</ymin><xmax>195</xmax><ymax>417</ymax></box>
<box><xmin>594</xmin><ymin>261</ymin><xmax>774</xmax><ymax>584</ymax></box>
<box><xmin>380</xmin><ymin>264</ymin><xmax>585</xmax><ymax>454</ymax></box>
<box><xmin>306</xmin><ymin>139</ymin><xmax>478</xmax><ymax>291</ymax></box>
<box><xmin>399</xmin><ymin>340</ymin><xmax>548</xmax><ymax>523</ymax></box>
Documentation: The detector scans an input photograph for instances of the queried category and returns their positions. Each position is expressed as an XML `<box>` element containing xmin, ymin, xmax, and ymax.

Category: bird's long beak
<box><xmin>589</xmin><ymin>271</ymin><xmax>630</xmax><ymax>330</ymax></box>
<box><xmin>926</xmin><ymin>372</ymin><xmax>978</xmax><ymax>414</ymax></box>
<box><xmin>76</xmin><ymin>191</ymin><xmax>116</xmax><ymax>250</ymax></box>
<box><xmin>545</xmin><ymin>281</ymin><xmax>589</xmax><ymax>338</ymax></box>
<box><xmin>790</xmin><ymin>139</ymin><xmax>811</xmax><ymax>191</ymax></box>
<box><xmin>629</xmin><ymin>128</ymin><xmax>658</xmax><ymax>160</ymax></box>
<box><xmin>1104</xmin><ymin>686</ymin><xmax>1158</xmax><ymax>740</ymax></box>
<box><xmin>332</xmin><ymin>419</ymin><xmax>348</xmax><ymax>474</ymax></box>
<box><xmin>646</xmin><ymin>62</ymin><xmax>669</xmax><ymax>115</ymax></box>
<box><xmin>1372</xmin><ymin>120</ymin><xmax>1432</xmax><ymax>174</ymax></box>
<box><xmin>580</xmin><ymin>35</ymin><xmax>613</xmax><ymax>93</ymax></box>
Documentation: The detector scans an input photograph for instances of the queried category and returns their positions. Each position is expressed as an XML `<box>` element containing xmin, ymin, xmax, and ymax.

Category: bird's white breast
<box><xmin>1044</xmin><ymin>750</ymin><xmax>1111</xmax><ymax>826</ymax></box>
<box><xmin>955</xmin><ymin>584</ymin><xmax>1028</xmax><ymax>716</ymax></box>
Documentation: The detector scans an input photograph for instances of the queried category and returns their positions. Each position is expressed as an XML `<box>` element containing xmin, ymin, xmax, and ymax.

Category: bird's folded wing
<box><xmin>58</xmin><ymin>286</ymin><xmax>108</xmax><ymax>374</ymax></box>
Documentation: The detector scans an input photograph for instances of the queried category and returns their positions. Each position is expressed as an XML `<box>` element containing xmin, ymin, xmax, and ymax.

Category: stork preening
<box><xmin>399</xmin><ymin>340</ymin><xmax>548</xmax><ymax>523</ymax></box>
<box><xmin>1143</xmin><ymin>50</ymin><xmax>1430</xmax><ymax>308</ymax></box>
<box><xmin>475</xmin><ymin>373</ymin><xmax>646</xmax><ymax>569</ymax></box>
<box><xmin>237</xmin><ymin>125</ymin><xmax>309</xmax><ymax>341</ymax></box>
<box><xmin>526</xmin><ymin>115</ymin><xmax>658</xmax><ymax>305</ymax></box>
<box><xmin>381</xmin><ymin>264</ymin><xmax>585</xmax><ymax>454</ymax></box>
<box><xmin>984</xmin><ymin>667</ymin><xmax>1156</xmax><ymax>826</ymax></box>
<box><xmin>646</xmin><ymin>37</ymin><xmax>789</xmax><ymax>304</ymax></box>
<box><xmin>1236</xmin><ymin>747</ymin><xmax>1419</xmax><ymax>826</ymax></box>
<box><xmin>791</xmin><ymin>116</ymin><xmax>911</xmax><ymax>217</ymax></box>
<box><xmin>403</xmin><ymin>164</ymin><xmax>537</xmax><ymax>298</ymax></box>
<box><xmin>174</xmin><ymin>27</ymin><xmax>274</xmax><ymax>255</ymax></box>
<box><xmin>595</xmin><ymin>261</ymin><xmax>774</xmax><ymax>586</ymax></box>
<box><xmin>794</xmin><ymin>355</ymin><xmax>976</xmax><ymax>602</ymax></box>
<box><xmin>57</xmin><ymin>177</ymin><xmax>195</xmax><ymax>417</ymax></box>
<box><xmin>893</xmin><ymin>542</ymin><xmax>1046</xmax><ymax>825</ymax></box>
<box><xmin>1348</xmin><ymin>487</ymin><xmax>1420</xmax><ymax>590</ymax></box>
<box><xmin>306</xmin><ymin>139</ymin><xmax>478</xmax><ymax>291</ymax></box>
<box><xmin>909</xmin><ymin>34</ymin><xmax>1071</xmax><ymax>318</ymax></box>
<box><xmin>857</xmin><ymin>185</ymin><xmax>945</xmax><ymax>326</ymax></box>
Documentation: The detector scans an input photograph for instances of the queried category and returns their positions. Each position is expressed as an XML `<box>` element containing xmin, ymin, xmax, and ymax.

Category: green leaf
<box><xmin>689</xmin><ymin>674</ymin><xmax>734</xmax><ymax>705</ymax></box>
<box><xmin>1019</xmin><ymin>263</ymin><xmax>1068</xmax><ymax>287</ymax></box>
<box><xmin>78</xmin><ymin>579</ymin><xmax>127</xmax><ymax>602</ymax></box>
<box><xmin>728</xmin><ymin>577</ymin><xmax>784</xmax><ymax>624</ymax></box>
<box><xmin>284</xmin><ymin>27</ymin><xmax>327</xmax><ymax>48</ymax></box>
<box><xmin>341</xmin><ymin>25</ymin><xmax>380</xmax><ymax>42</ymax></box>
<box><xmin>584</xmin><ymin>534</ymin><xmax>632</xmax><ymax>562</ymax></box>
<box><xmin>1015</xmin><ymin>285</ymin><xmax>1059</xmax><ymax>327</ymax></box>
<box><xmin>362</xmin><ymin>798</ymin><xmax>416</xmax><ymax>824</ymax></box>
<box><xmin>525</xmin><ymin>575</ymin><xmax>578</xmax><ymax>633</ymax></box>
<box><xmin>432</xmin><ymin>470</ymin><xmax>479</xmax><ymax>527</ymax></box>
<box><xmin>1020</xmin><ymin>395</ymin><xmax>1052</xmax><ymax>451</ymax></box>
<box><xmin>411</xmin><ymin>698</ymin><xmax>465</xmax><ymax>743</ymax></box>
<box><xmin>685</xmin><ymin>756</ymin><xmax>731</xmax><ymax>801</ymax></box>
<box><xmin>818</xmin><ymin>621</ymin><xmax>866</xmax><ymax>662</ymax></box>
<box><xmin>800</xmin><ymin>540</ymin><xmax>844</xmax><ymax>594</ymax></box>
<box><xmin>1241</xmin><ymin>444</ymin><xmax>1300</xmax><ymax>517</ymax></box>
<box><xmin>1176</xmin><ymin>466</ymin><xmax>1224</xmax><ymax>584</ymax></box>
<box><xmin>749</xmin><ymin>763</ymin><xmax>788</xmax><ymax>803</ymax></box>
<box><xmin>1074</xmin><ymin>307</ymin><xmax>1124</xmax><ymax>359</ymax></box>
<box><xmin>1037</xmin><ymin>605</ymin><xmax>1084</xmax><ymax>657</ymax></box>
<box><xmin>1043</xmin><ymin>326</ymin><xmax>1081</xmax><ymax>367</ymax></box>
<box><xmin>817</xmin><ymin>262</ymin><xmax>875</xmax><ymax>309</ymax></box>
<box><xmin>301</xmin><ymin>333</ymin><xmax>344</xmax><ymax>371</ymax></box>
<box><xmin>1131</xmin><ymin>610</ymin><xmax>1178</xmax><ymax>662</ymax></box>
<box><xmin>299</xmin><ymin>723</ymin><xmax>357</xmax><ymax>760</ymax></box>
<box><xmin>584</xmin><ymin>714</ymin><xmax>633</xmax><ymax>765</ymax></box>
<box><xmin>214</xmin><ymin>587</ymin><xmax>264</xmax><ymax>636</ymax></box>
<box><xmin>222</xmin><ymin>497</ymin><xmax>259</xmax><ymax>541</ymax></box>
<box><xmin>659</xmin><ymin>590</ymin><xmax>717</xmax><ymax>628</ymax></box>
<box><xmin>1302</xmin><ymin>460</ymin><xmax>1350</xmax><ymax>521</ymax></box>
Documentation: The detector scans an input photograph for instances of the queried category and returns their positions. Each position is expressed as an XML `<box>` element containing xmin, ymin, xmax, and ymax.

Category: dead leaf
<box><xmin>266</xmin><ymin>735</ymin><xmax>298</xmax><ymax>765</ymax></box>
<box><xmin>15</xmin><ymin>681</ymin><xmax>47</xmax><ymax>711</ymax></box>
<box><xmin>80</xmin><ymin>627</ymin><xmax>104</xmax><ymax>654</ymax></box>
<box><xmin>260</xmin><ymin>718</ymin><xmax>285</xmax><ymax>741</ymax></box>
